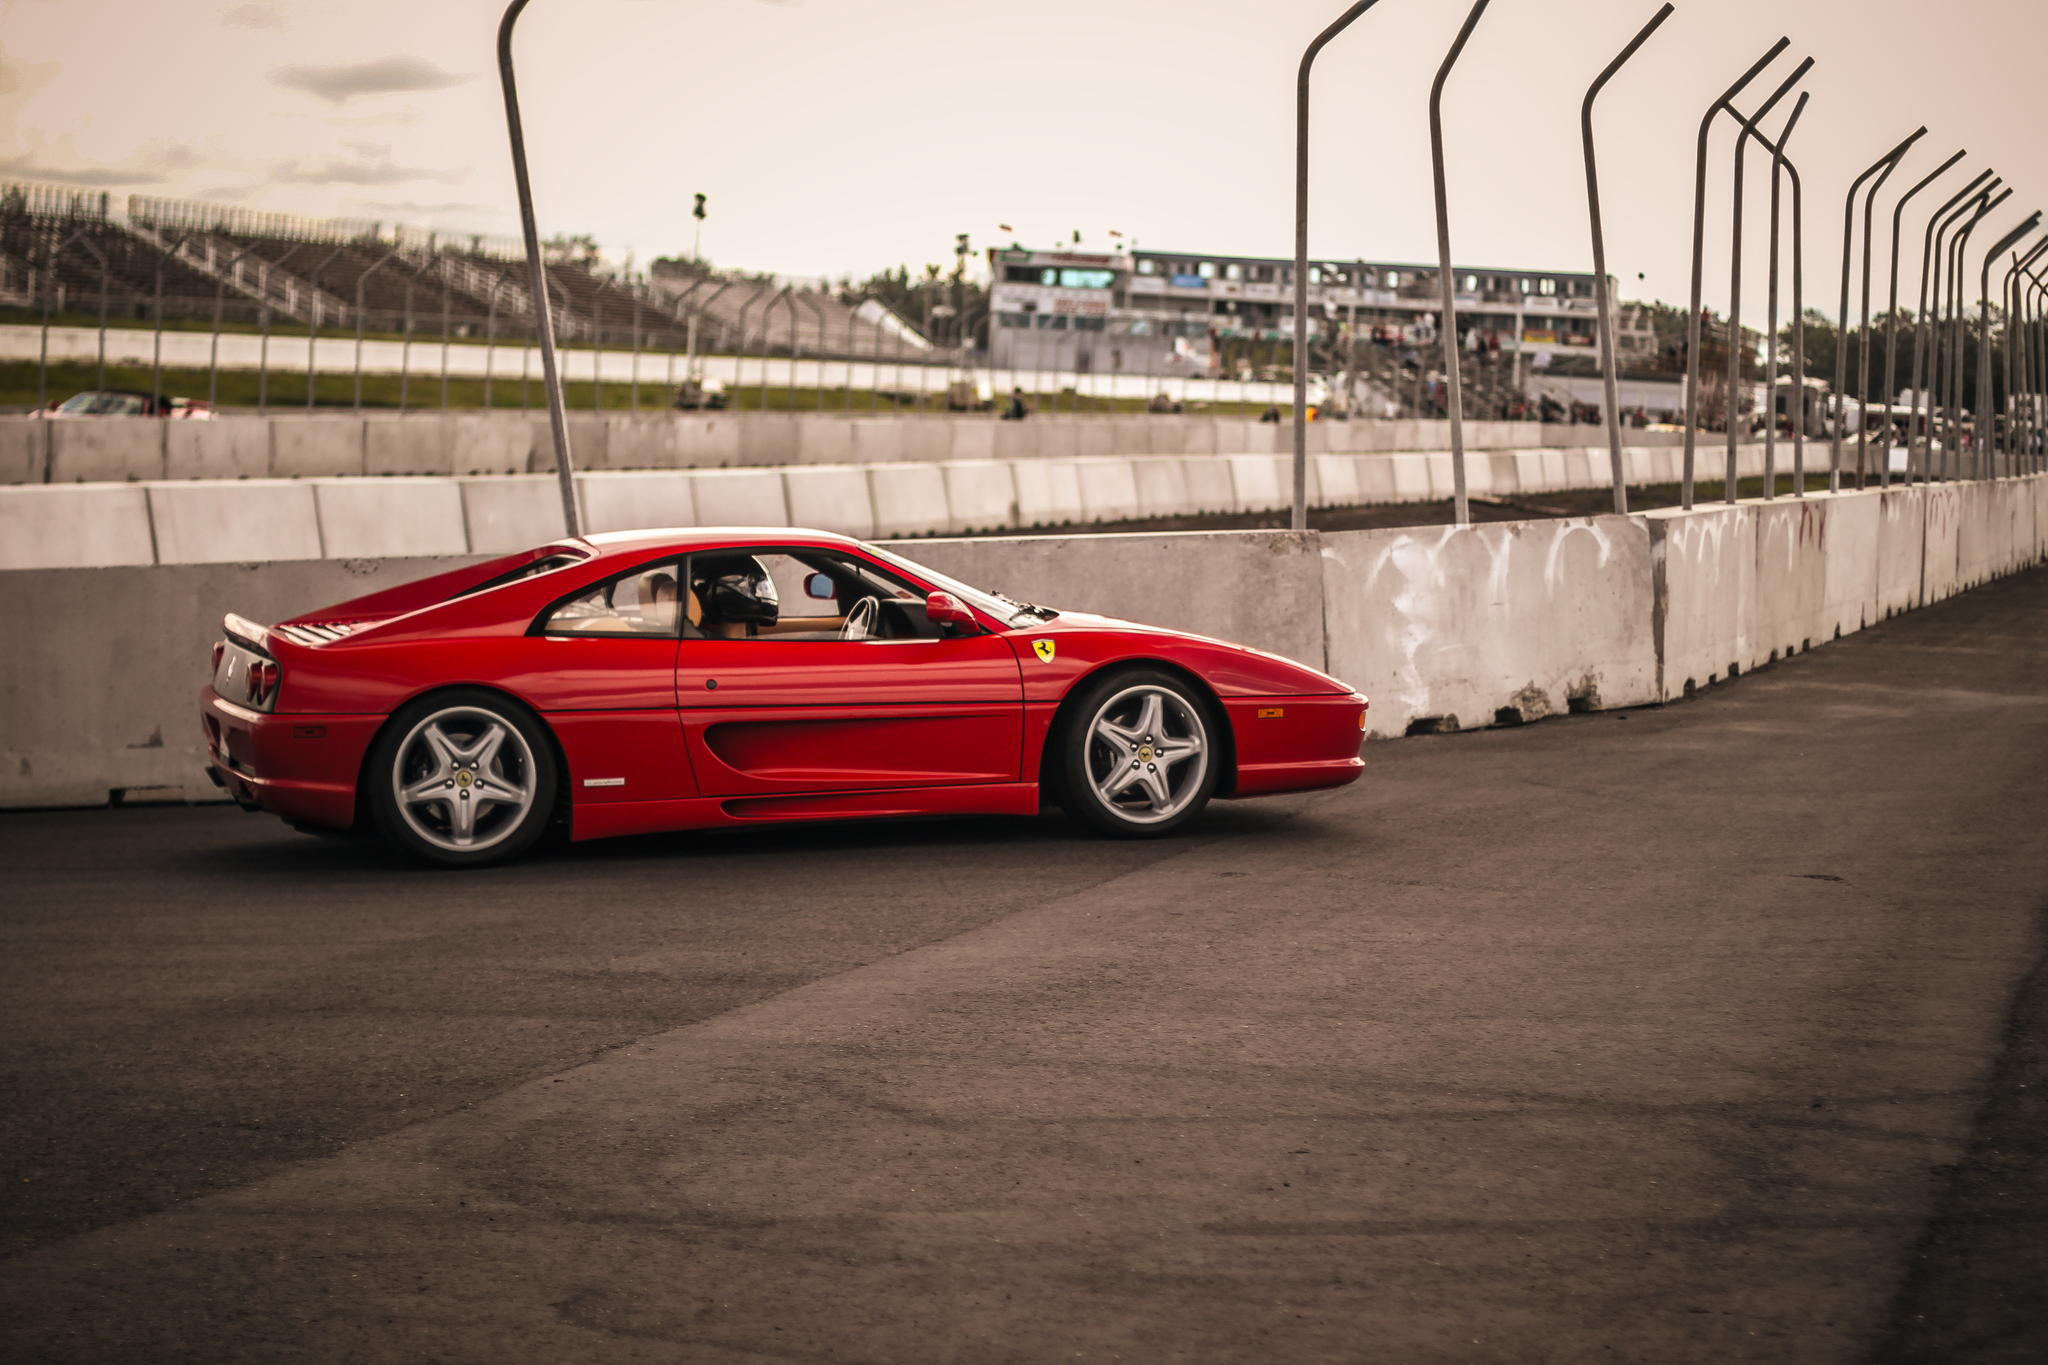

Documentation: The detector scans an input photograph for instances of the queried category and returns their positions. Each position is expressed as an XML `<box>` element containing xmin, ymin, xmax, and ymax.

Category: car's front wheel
<box><xmin>1056</xmin><ymin>669</ymin><xmax>1220</xmax><ymax>837</ymax></box>
<box><xmin>366</xmin><ymin>689</ymin><xmax>558</xmax><ymax>867</ymax></box>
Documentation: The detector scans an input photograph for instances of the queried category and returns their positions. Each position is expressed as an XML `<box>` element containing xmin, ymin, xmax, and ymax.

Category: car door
<box><xmin>513</xmin><ymin>557</ymin><xmax>695</xmax><ymax>805</ymax></box>
<box><xmin>677</xmin><ymin>548</ymin><xmax>1025</xmax><ymax>796</ymax></box>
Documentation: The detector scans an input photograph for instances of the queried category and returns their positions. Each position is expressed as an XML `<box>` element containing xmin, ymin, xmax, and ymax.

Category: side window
<box><xmin>539</xmin><ymin>562</ymin><xmax>682</xmax><ymax>637</ymax></box>
<box><xmin>687</xmin><ymin>550</ymin><xmax>940</xmax><ymax>642</ymax></box>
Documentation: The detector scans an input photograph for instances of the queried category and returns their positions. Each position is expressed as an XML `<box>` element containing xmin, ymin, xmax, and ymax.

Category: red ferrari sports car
<box><xmin>202</xmin><ymin>529</ymin><xmax>1367</xmax><ymax>866</ymax></box>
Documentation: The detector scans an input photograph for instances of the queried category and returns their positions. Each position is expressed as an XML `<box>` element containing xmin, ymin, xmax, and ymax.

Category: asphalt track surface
<box><xmin>4</xmin><ymin>569</ymin><xmax>2046</xmax><ymax>1364</ymax></box>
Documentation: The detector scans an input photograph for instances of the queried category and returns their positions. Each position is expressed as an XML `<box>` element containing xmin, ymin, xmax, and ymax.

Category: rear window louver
<box><xmin>275</xmin><ymin>622</ymin><xmax>360</xmax><ymax>647</ymax></box>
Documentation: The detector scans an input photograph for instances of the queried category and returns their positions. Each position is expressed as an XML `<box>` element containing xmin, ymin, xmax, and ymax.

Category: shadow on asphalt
<box><xmin>154</xmin><ymin>798</ymin><xmax>1309</xmax><ymax>881</ymax></box>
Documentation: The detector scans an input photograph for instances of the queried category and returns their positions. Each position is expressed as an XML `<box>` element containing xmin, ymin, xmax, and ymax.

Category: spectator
<box><xmin>1003</xmin><ymin>387</ymin><xmax>1030</xmax><ymax>421</ymax></box>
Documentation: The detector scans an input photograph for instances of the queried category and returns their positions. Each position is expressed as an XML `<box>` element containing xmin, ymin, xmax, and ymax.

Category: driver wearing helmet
<box><xmin>690</xmin><ymin>555</ymin><xmax>779</xmax><ymax>638</ymax></box>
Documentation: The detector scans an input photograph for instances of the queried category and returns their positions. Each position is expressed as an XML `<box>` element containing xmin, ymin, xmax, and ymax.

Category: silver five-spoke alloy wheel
<box><xmin>1084</xmin><ymin>684</ymin><xmax>1209</xmax><ymax>826</ymax></box>
<box><xmin>390</xmin><ymin>706</ymin><xmax>538</xmax><ymax>853</ymax></box>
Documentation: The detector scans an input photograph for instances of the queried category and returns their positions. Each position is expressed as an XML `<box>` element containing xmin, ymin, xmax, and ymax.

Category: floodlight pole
<box><xmin>1293</xmin><ymin>1</ymin><xmax>1384</xmax><ymax>534</ymax></box>
<box><xmin>499</xmin><ymin>0</ymin><xmax>580</xmax><ymax>537</ymax></box>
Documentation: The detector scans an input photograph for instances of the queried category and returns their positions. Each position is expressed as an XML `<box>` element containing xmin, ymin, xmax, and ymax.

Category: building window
<box><xmin>1034</xmin><ymin>314</ymin><xmax>1068</xmax><ymax>330</ymax></box>
<box><xmin>1461</xmin><ymin>274</ymin><xmax>1479</xmax><ymax>291</ymax></box>
<box><xmin>1198</xmin><ymin>261</ymin><xmax>1216</xmax><ymax>279</ymax></box>
<box><xmin>1073</xmin><ymin>316</ymin><xmax>1107</xmax><ymax>332</ymax></box>
<box><xmin>1224</xmin><ymin>263</ymin><xmax>1242</xmax><ymax>281</ymax></box>
<box><xmin>1136</xmin><ymin>258</ymin><xmax>1156</xmax><ymax>275</ymax></box>
<box><xmin>1003</xmin><ymin>265</ymin><xmax>1040</xmax><ymax>283</ymax></box>
<box><xmin>1385</xmin><ymin>270</ymin><xmax>1401</xmax><ymax>288</ymax></box>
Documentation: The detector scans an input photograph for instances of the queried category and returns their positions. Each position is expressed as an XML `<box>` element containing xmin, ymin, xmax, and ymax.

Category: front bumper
<box><xmin>1223</xmin><ymin>692</ymin><xmax>1369</xmax><ymax>798</ymax></box>
<box><xmin>201</xmin><ymin>688</ymin><xmax>381</xmax><ymax>830</ymax></box>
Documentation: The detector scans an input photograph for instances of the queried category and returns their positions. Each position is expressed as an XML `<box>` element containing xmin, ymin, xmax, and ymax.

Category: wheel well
<box><xmin>1039</xmin><ymin>659</ymin><xmax>1238</xmax><ymax>799</ymax></box>
<box><xmin>351</xmin><ymin>684</ymin><xmax>569</xmax><ymax>832</ymax></box>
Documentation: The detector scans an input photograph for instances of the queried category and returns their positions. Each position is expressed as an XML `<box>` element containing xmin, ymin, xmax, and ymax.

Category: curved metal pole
<box><xmin>256</xmin><ymin>241</ymin><xmax>308</xmax><ymax>417</ymax></box>
<box><xmin>150</xmin><ymin>231</ymin><xmax>188</xmax><ymax>411</ymax></box>
<box><xmin>1682</xmin><ymin>38</ymin><xmax>1790</xmax><ymax>509</ymax></box>
<box><xmin>732</xmin><ymin>285</ymin><xmax>767</xmax><ymax>408</ymax></box>
<box><xmin>1293</xmin><ymin>1</ymin><xmax>1385</xmax><ymax>532</ymax></box>
<box><xmin>1760</xmin><ymin>93</ymin><xmax>1809</xmax><ymax>499</ymax></box>
<box><xmin>1999</xmin><ymin>237</ymin><xmax>2048</xmax><ymax>469</ymax></box>
<box><xmin>207</xmin><ymin>241</ymin><xmax>260</xmax><ymax>411</ymax></box>
<box><xmin>2026</xmin><ymin>271</ymin><xmax>2048</xmax><ymax>468</ymax></box>
<box><xmin>794</xmin><ymin>291</ymin><xmax>832</xmax><ymax>411</ymax></box>
<box><xmin>1931</xmin><ymin>190</ymin><xmax>1994</xmax><ymax>480</ymax></box>
<box><xmin>1880</xmin><ymin>150</ymin><xmax>1965</xmax><ymax>485</ymax></box>
<box><xmin>1428</xmin><ymin>0</ymin><xmax>1491</xmax><ymax>527</ymax></box>
<box><xmin>1914</xmin><ymin>176</ymin><xmax>1993</xmax><ymax>478</ymax></box>
<box><xmin>1582</xmin><ymin>3</ymin><xmax>1674</xmax><ymax>515</ymax></box>
<box><xmin>1833</xmin><ymin>129</ymin><xmax>1925</xmax><ymax>490</ymax></box>
<box><xmin>303</xmin><ymin>244</ymin><xmax>349</xmax><ymax>410</ymax></box>
<box><xmin>1976</xmin><ymin>214</ymin><xmax>2039</xmax><ymax>475</ymax></box>
<box><xmin>499</xmin><ymin>0</ymin><xmax>579</xmax><ymax>536</ymax></box>
<box><xmin>1727</xmin><ymin>92</ymin><xmax>1810</xmax><ymax>496</ymax></box>
<box><xmin>352</xmin><ymin>245</ymin><xmax>405</xmax><ymax>413</ymax></box>
<box><xmin>1855</xmin><ymin>131</ymin><xmax>1926</xmax><ymax>486</ymax></box>
<box><xmin>1725</xmin><ymin>59</ymin><xmax>1813</xmax><ymax>503</ymax></box>
<box><xmin>1945</xmin><ymin>190</ymin><xmax>2007</xmax><ymax>477</ymax></box>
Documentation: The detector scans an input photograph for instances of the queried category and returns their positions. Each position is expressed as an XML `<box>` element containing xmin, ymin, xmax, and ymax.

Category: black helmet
<box><xmin>691</xmin><ymin>554</ymin><xmax>778</xmax><ymax>626</ymax></box>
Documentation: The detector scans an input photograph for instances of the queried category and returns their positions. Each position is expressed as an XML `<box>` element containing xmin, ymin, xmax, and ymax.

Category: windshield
<box><xmin>861</xmin><ymin>543</ymin><xmax>1057</xmax><ymax>628</ymax></box>
<box><xmin>57</xmin><ymin>391</ymin><xmax>147</xmax><ymax>416</ymax></box>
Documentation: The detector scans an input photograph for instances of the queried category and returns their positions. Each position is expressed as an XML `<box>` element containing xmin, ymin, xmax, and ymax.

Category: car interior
<box><xmin>539</xmin><ymin>550</ymin><xmax>960</xmax><ymax>642</ymax></box>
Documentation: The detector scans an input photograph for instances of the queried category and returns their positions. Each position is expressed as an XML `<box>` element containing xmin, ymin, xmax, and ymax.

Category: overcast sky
<box><xmin>3</xmin><ymin>0</ymin><xmax>2044</xmax><ymax>316</ymax></box>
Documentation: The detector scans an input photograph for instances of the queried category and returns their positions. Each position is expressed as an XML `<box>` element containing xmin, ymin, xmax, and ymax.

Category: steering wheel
<box><xmin>839</xmin><ymin>595</ymin><xmax>880</xmax><ymax>641</ymax></box>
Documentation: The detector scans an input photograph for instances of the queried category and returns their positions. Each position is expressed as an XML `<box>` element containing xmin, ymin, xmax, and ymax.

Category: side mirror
<box><xmin>802</xmin><ymin>571</ymin><xmax>836</xmax><ymax>602</ymax></box>
<box><xmin>925</xmin><ymin>591</ymin><xmax>976</xmax><ymax>631</ymax></box>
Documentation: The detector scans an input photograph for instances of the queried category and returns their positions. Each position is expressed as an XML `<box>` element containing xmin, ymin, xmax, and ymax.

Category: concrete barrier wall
<box><xmin>0</xmin><ymin>453</ymin><xmax>2008</xmax><ymax>574</ymax></box>
<box><xmin>1321</xmin><ymin>516</ymin><xmax>1659</xmax><ymax>736</ymax></box>
<box><xmin>5</xmin><ymin>413</ymin><xmax>1671</xmax><ymax>482</ymax></box>
<box><xmin>4</xmin><ymin>476</ymin><xmax>2040</xmax><ymax>806</ymax></box>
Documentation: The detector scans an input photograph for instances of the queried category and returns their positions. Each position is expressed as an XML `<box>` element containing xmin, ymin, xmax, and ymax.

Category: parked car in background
<box><xmin>29</xmin><ymin>390</ymin><xmax>215</xmax><ymax>419</ymax></box>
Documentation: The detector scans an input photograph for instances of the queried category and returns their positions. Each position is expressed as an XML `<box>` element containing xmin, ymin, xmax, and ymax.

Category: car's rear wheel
<box><xmin>367</xmin><ymin>689</ymin><xmax>557</xmax><ymax>867</ymax></box>
<box><xmin>1056</xmin><ymin>669</ymin><xmax>1219</xmax><ymax>837</ymax></box>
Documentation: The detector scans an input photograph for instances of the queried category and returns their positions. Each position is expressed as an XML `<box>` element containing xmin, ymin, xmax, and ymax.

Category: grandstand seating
<box><xmin>0</xmin><ymin>180</ymin><xmax>935</xmax><ymax>362</ymax></box>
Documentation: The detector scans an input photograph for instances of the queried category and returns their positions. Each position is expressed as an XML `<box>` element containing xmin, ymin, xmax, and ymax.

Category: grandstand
<box><xmin>0</xmin><ymin>181</ymin><xmax>928</xmax><ymax>361</ymax></box>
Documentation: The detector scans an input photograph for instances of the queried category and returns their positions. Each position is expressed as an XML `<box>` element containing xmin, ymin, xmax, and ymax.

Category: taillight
<box><xmin>247</xmin><ymin>659</ymin><xmax>279</xmax><ymax>706</ymax></box>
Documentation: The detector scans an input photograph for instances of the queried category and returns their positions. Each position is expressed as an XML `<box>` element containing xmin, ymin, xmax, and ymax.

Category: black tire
<box><xmin>1053</xmin><ymin>667</ymin><xmax>1222</xmax><ymax>838</ymax></box>
<box><xmin>366</xmin><ymin>688</ymin><xmax>559</xmax><ymax>868</ymax></box>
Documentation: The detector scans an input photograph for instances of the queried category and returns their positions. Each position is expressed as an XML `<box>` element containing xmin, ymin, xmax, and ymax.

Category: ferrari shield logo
<box><xmin>1031</xmin><ymin>638</ymin><xmax>1056</xmax><ymax>663</ymax></box>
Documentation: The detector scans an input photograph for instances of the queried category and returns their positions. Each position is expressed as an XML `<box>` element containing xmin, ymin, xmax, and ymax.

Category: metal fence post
<box><xmin>1724</xmin><ymin>60</ymin><xmax>1813</xmax><ymax>503</ymax></box>
<box><xmin>1831</xmin><ymin>130</ymin><xmax>1923</xmax><ymax>491</ymax></box>
<box><xmin>1879</xmin><ymin>150</ymin><xmax>1965</xmax><ymax>485</ymax></box>
<box><xmin>1913</xmin><ymin>176</ymin><xmax>1993</xmax><ymax>479</ymax></box>
<box><xmin>1581</xmin><ymin>3</ymin><xmax>1673</xmax><ymax>516</ymax></box>
<box><xmin>1945</xmin><ymin>190</ymin><xmax>2007</xmax><ymax>476</ymax></box>
<box><xmin>1976</xmin><ymin>214</ymin><xmax>2039</xmax><ymax>475</ymax></box>
<box><xmin>1683</xmin><ymin>39</ymin><xmax>1790</xmax><ymax>510</ymax></box>
<box><xmin>352</xmin><ymin>245</ymin><xmax>403</xmax><ymax>413</ymax></box>
<box><xmin>304</xmin><ymin>244</ymin><xmax>348</xmax><ymax>410</ymax></box>
<box><xmin>498</xmin><ymin>0</ymin><xmax>578</xmax><ymax>535</ymax></box>
<box><xmin>2008</xmin><ymin>237</ymin><xmax>2048</xmax><ymax>469</ymax></box>
<box><xmin>1759</xmin><ymin>94</ymin><xmax>1809</xmax><ymax>499</ymax></box>
<box><xmin>257</xmin><ymin>242</ymin><xmax>307</xmax><ymax>417</ymax></box>
<box><xmin>1428</xmin><ymin>0</ymin><xmax>1492</xmax><ymax>527</ymax></box>
<box><xmin>1292</xmin><ymin>1</ymin><xmax>1384</xmax><ymax>534</ymax></box>
<box><xmin>1854</xmin><ymin>131</ymin><xmax>1926</xmax><ymax>486</ymax></box>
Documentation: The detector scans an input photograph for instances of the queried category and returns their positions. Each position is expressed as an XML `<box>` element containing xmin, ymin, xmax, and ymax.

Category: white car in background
<box><xmin>29</xmin><ymin>389</ymin><xmax>215</xmax><ymax>420</ymax></box>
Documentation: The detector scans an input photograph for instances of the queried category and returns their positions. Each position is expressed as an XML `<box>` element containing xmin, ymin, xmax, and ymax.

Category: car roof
<box><xmin>573</xmin><ymin>527</ymin><xmax>866</xmax><ymax>562</ymax></box>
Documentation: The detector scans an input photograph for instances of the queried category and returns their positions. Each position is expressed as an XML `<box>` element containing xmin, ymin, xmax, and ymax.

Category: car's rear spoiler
<box><xmin>223</xmin><ymin>612</ymin><xmax>273</xmax><ymax>656</ymax></box>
